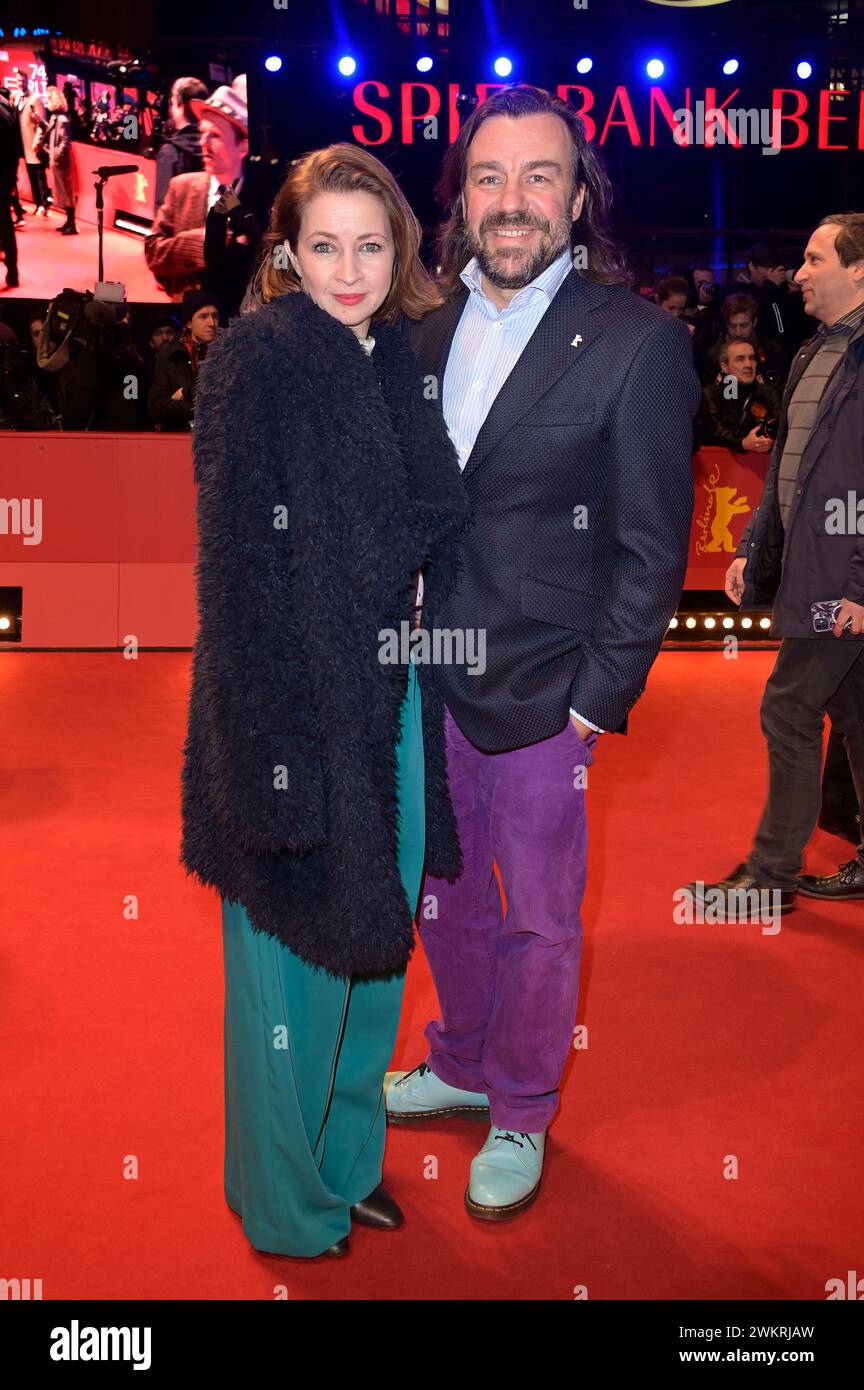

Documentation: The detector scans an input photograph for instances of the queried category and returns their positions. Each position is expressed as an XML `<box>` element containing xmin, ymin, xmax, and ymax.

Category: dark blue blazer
<box><xmin>406</xmin><ymin>268</ymin><xmax>701</xmax><ymax>749</ymax></box>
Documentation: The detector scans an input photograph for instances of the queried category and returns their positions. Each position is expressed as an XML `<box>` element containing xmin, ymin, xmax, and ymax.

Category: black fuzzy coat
<box><xmin>179</xmin><ymin>290</ymin><xmax>471</xmax><ymax>977</ymax></box>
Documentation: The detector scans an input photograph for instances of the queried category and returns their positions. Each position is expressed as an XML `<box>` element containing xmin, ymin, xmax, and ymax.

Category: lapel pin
<box><xmin>571</xmin><ymin>334</ymin><xmax>583</xmax><ymax>347</ymax></box>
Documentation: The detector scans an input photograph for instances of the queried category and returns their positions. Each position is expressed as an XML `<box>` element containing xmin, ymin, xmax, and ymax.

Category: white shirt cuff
<box><xmin>569</xmin><ymin>709</ymin><xmax>604</xmax><ymax>734</ymax></box>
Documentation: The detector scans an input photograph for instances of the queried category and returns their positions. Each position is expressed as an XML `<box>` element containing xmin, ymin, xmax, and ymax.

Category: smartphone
<box><xmin>811</xmin><ymin>600</ymin><xmax>853</xmax><ymax>633</ymax></box>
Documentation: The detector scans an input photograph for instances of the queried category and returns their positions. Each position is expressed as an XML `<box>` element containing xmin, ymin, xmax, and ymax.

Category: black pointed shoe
<box><xmin>349</xmin><ymin>1184</ymin><xmax>403</xmax><ymax>1230</ymax></box>
<box><xmin>685</xmin><ymin>863</ymin><xmax>797</xmax><ymax>918</ymax></box>
<box><xmin>798</xmin><ymin>858</ymin><xmax>864</xmax><ymax>900</ymax></box>
<box><xmin>255</xmin><ymin>1234</ymin><xmax>349</xmax><ymax>1258</ymax></box>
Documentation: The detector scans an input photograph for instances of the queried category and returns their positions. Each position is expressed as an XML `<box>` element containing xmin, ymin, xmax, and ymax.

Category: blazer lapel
<box><xmin>460</xmin><ymin>269</ymin><xmax>609</xmax><ymax>483</ymax></box>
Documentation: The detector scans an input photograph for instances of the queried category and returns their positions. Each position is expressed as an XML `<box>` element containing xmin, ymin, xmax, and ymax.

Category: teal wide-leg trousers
<box><xmin>220</xmin><ymin>663</ymin><xmax>424</xmax><ymax>1257</ymax></box>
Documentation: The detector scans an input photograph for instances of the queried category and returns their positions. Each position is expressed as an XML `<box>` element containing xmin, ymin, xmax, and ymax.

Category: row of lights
<box><xmin>265</xmin><ymin>55</ymin><xmax>817</xmax><ymax>82</ymax></box>
<box><xmin>669</xmin><ymin>616</ymin><xmax>772</xmax><ymax>631</ymax></box>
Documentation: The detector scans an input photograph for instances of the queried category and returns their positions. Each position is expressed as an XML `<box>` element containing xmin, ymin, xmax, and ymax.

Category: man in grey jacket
<box><xmin>695</xmin><ymin>212</ymin><xmax>864</xmax><ymax>913</ymax></box>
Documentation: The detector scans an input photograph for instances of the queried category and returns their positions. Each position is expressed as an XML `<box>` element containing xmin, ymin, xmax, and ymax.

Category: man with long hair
<box><xmin>386</xmin><ymin>85</ymin><xmax>700</xmax><ymax>1219</ymax></box>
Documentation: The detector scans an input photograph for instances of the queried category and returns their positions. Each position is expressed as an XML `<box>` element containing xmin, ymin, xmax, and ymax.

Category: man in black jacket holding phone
<box><xmin>698</xmin><ymin>213</ymin><xmax>864</xmax><ymax>912</ymax></box>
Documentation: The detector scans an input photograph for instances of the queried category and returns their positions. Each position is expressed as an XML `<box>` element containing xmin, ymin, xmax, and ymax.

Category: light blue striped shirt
<box><xmin>443</xmin><ymin>248</ymin><xmax>602</xmax><ymax>735</ymax></box>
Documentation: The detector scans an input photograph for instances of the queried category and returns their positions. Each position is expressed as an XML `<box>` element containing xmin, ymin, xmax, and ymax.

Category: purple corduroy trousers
<box><xmin>419</xmin><ymin>704</ymin><xmax>595</xmax><ymax>1132</ymax></box>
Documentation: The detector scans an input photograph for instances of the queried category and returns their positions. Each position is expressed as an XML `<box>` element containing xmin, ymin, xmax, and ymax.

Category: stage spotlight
<box><xmin>669</xmin><ymin>617</ymin><xmax>679</xmax><ymax>629</ymax></box>
<box><xmin>264</xmin><ymin>55</ymin><xmax>283</xmax><ymax>73</ymax></box>
<box><xmin>493</xmin><ymin>56</ymin><xmax>513</xmax><ymax>78</ymax></box>
<box><xmin>685</xmin><ymin>616</ymin><xmax>697</xmax><ymax>629</ymax></box>
<box><xmin>723</xmin><ymin>617</ymin><xmax>734</xmax><ymax>629</ymax></box>
<box><xmin>759</xmin><ymin>617</ymin><xmax>771</xmax><ymax>629</ymax></box>
<box><xmin>576</xmin><ymin>57</ymin><xmax>593</xmax><ymax>75</ymax></box>
<box><xmin>797</xmin><ymin>60</ymin><xmax>813</xmax><ymax>79</ymax></box>
<box><xmin>704</xmin><ymin>617</ymin><xmax>716</xmax><ymax>629</ymax></box>
<box><xmin>0</xmin><ymin>587</ymin><xmax>21</xmax><ymax>642</ymax></box>
<box><xmin>338</xmin><ymin>55</ymin><xmax>357</xmax><ymax>77</ymax></box>
<box><xmin>741</xmin><ymin>617</ymin><xmax>753</xmax><ymax>629</ymax></box>
<box><xmin>646</xmin><ymin>58</ymin><xmax>665</xmax><ymax>80</ymax></box>
<box><xmin>722</xmin><ymin>58</ymin><xmax>739</xmax><ymax>76</ymax></box>
<box><xmin>416</xmin><ymin>55</ymin><xmax>434</xmax><ymax>73</ymax></box>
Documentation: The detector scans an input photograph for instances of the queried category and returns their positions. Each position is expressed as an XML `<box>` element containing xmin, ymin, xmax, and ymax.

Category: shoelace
<box><xmin>395</xmin><ymin>1061</ymin><xmax>431</xmax><ymax>1087</ymax></box>
<box><xmin>837</xmin><ymin>859</ymin><xmax>861</xmax><ymax>886</ymax></box>
<box><xmin>493</xmin><ymin>1131</ymin><xmax>537</xmax><ymax>1151</ymax></box>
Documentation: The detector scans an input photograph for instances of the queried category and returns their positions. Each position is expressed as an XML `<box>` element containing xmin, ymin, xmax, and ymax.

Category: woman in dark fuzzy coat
<box><xmin>179</xmin><ymin>144</ymin><xmax>470</xmax><ymax>1258</ymax></box>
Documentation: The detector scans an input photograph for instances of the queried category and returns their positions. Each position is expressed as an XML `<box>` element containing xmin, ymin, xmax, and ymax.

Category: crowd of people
<box><xmin>0</xmin><ymin>237</ymin><xmax>822</xmax><ymax>435</ymax></box>
<box><xmin>647</xmin><ymin>243</ymin><xmax>813</xmax><ymax>455</ymax></box>
<box><xmin>0</xmin><ymin>62</ymin><xmax>818</xmax><ymax>441</ymax></box>
<box><xmin>0</xmin><ymin>65</ymin><xmax>830</xmax><ymax>440</ymax></box>
<box><xmin>0</xmin><ymin>288</ymin><xmax>221</xmax><ymax>430</ymax></box>
<box><xmin>0</xmin><ymin>66</ymin><xmax>283</xmax><ymax>428</ymax></box>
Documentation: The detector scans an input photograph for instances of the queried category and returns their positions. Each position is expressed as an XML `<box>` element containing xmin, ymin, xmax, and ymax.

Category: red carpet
<box><xmin>2</xmin><ymin>201</ymin><xmax>171</xmax><ymax>303</ymax></box>
<box><xmin>2</xmin><ymin>649</ymin><xmax>861</xmax><ymax>1300</ymax></box>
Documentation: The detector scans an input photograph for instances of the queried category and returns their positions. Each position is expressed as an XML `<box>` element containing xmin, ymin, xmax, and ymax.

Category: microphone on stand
<box><xmin>94</xmin><ymin>165</ymin><xmax>139</xmax><ymax>179</ymax></box>
<box><xmin>92</xmin><ymin>167</ymin><xmax>141</xmax><ymax>284</ymax></box>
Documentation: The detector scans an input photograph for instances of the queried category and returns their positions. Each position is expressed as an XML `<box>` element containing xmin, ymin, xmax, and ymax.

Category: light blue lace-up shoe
<box><xmin>465</xmin><ymin>1127</ymin><xmax>546</xmax><ymax>1220</ymax></box>
<box><xmin>384</xmin><ymin>1061</ymin><xmax>490</xmax><ymax>1123</ymax></box>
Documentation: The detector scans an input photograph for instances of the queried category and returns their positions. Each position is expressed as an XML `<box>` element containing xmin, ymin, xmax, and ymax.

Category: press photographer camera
<box><xmin>755</xmin><ymin>416</ymin><xmax>779</xmax><ymax>441</ymax></box>
<box><xmin>37</xmin><ymin>283</ymin><xmax>149</xmax><ymax>430</ymax></box>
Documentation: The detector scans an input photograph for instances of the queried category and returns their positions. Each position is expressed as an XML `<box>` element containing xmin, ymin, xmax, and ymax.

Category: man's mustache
<box><xmin>480</xmin><ymin>216</ymin><xmax>550</xmax><ymax>234</ymax></box>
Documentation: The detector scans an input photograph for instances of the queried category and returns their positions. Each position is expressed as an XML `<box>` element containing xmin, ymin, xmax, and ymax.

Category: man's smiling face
<box><xmin>461</xmin><ymin>112</ymin><xmax>586</xmax><ymax>293</ymax></box>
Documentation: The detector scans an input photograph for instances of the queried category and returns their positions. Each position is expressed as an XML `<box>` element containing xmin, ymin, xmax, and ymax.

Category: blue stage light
<box><xmin>338</xmin><ymin>55</ymin><xmax>357</xmax><ymax>77</ymax></box>
<box><xmin>646</xmin><ymin>58</ymin><xmax>665</xmax><ymax>80</ymax></box>
<box><xmin>264</xmin><ymin>55</ymin><xmax>283</xmax><ymax>73</ymax></box>
<box><xmin>796</xmin><ymin>60</ymin><xmax>813</xmax><ymax>79</ymax></box>
<box><xmin>722</xmin><ymin>58</ymin><xmax>739</xmax><ymax>76</ymax></box>
<box><xmin>493</xmin><ymin>56</ymin><xmax>513</xmax><ymax>78</ymax></box>
<box><xmin>416</xmin><ymin>55</ymin><xmax>433</xmax><ymax>73</ymax></box>
<box><xmin>576</xmin><ymin>57</ymin><xmax>593</xmax><ymax>75</ymax></box>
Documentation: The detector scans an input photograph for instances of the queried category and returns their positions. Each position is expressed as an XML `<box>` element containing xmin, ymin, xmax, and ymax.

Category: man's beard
<box><xmin>465</xmin><ymin>210</ymin><xmax>575</xmax><ymax>289</ymax></box>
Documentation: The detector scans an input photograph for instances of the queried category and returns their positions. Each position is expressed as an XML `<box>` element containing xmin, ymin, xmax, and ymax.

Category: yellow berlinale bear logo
<box><xmin>695</xmin><ymin>462</ymin><xmax>752</xmax><ymax>556</ymax></box>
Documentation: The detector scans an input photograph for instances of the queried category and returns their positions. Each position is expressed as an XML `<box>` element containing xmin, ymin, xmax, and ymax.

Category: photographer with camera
<box><xmin>36</xmin><ymin>284</ymin><xmax>149</xmax><ymax>430</ymax></box>
<box><xmin>696</xmin><ymin>338</ymin><xmax>780</xmax><ymax>452</ymax></box>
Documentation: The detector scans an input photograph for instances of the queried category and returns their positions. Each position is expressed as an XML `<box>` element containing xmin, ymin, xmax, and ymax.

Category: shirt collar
<box><xmin>818</xmin><ymin>298</ymin><xmax>864</xmax><ymax>338</ymax></box>
<box><xmin>459</xmin><ymin>246</ymin><xmax>574</xmax><ymax>318</ymax></box>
